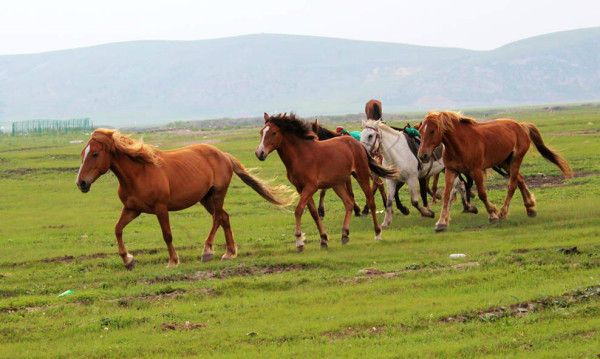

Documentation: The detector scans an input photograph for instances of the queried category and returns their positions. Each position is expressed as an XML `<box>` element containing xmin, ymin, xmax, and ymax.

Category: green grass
<box><xmin>1</xmin><ymin>105</ymin><xmax>599</xmax><ymax>358</ymax></box>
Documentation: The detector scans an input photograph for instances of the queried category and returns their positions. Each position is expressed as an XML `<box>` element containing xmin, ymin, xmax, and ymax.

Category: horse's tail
<box><xmin>524</xmin><ymin>123</ymin><xmax>573</xmax><ymax>178</ymax></box>
<box><xmin>227</xmin><ymin>154</ymin><xmax>296</xmax><ymax>207</ymax></box>
<box><xmin>363</xmin><ymin>147</ymin><xmax>399</xmax><ymax>179</ymax></box>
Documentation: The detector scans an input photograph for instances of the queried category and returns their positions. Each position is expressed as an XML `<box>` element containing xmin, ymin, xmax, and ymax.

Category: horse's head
<box><xmin>360</xmin><ymin>119</ymin><xmax>381</xmax><ymax>155</ymax></box>
<box><xmin>418</xmin><ymin>113</ymin><xmax>444</xmax><ymax>163</ymax></box>
<box><xmin>255</xmin><ymin>113</ymin><xmax>284</xmax><ymax>161</ymax></box>
<box><xmin>76</xmin><ymin>130</ymin><xmax>113</xmax><ymax>193</ymax></box>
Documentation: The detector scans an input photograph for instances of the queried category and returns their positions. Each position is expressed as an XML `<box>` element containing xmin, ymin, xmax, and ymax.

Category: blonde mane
<box><xmin>91</xmin><ymin>128</ymin><xmax>161</xmax><ymax>165</ymax></box>
<box><xmin>424</xmin><ymin>111</ymin><xmax>477</xmax><ymax>133</ymax></box>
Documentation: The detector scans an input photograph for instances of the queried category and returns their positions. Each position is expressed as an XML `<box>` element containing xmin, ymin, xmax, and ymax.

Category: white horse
<box><xmin>360</xmin><ymin>119</ymin><xmax>475</xmax><ymax>228</ymax></box>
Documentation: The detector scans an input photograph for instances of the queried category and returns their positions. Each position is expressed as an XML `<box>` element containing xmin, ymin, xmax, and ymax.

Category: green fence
<box><xmin>11</xmin><ymin>118</ymin><xmax>93</xmax><ymax>135</ymax></box>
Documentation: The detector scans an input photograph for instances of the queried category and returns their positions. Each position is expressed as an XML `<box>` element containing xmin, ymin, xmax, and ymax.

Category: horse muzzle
<box><xmin>77</xmin><ymin>180</ymin><xmax>91</xmax><ymax>193</ymax></box>
<box><xmin>255</xmin><ymin>150</ymin><xmax>267</xmax><ymax>161</ymax></box>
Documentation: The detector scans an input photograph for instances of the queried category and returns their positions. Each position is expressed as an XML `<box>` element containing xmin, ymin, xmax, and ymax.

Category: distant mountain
<box><xmin>1</xmin><ymin>27</ymin><xmax>599</xmax><ymax>126</ymax></box>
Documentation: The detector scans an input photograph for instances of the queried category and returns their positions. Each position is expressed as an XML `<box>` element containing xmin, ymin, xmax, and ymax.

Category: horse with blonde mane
<box><xmin>418</xmin><ymin>111</ymin><xmax>573</xmax><ymax>232</ymax></box>
<box><xmin>76</xmin><ymin>128</ymin><xmax>294</xmax><ymax>269</ymax></box>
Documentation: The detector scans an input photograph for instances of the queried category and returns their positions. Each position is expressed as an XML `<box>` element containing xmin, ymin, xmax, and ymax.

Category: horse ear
<box><xmin>361</xmin><ymin>119</ymin><xmax>367</xmax><ymax>127</ymax></box>
<box><xmin>263</xmin><ymin>112</ymin><xmax>269</xmax><ymax>122</ymax></box>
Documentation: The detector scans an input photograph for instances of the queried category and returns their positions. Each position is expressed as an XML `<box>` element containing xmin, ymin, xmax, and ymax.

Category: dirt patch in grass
<box><xmin>145</xmin><ymin>263</ymin><xmax>310</xmax><ymax>284</ymax></box>
<box><xmin>488</xmin><ymin>171</ymin><xmax>596</xmax><ymax>190</ymax></box>
<box><xmin>322</xmin><ymin>325</ymin><xmax>386</xmax><ymax>340</ymax></box>
<box><xmin>344</xmin><ymin>262</ymin><xmax>479</xmax><ymax>283</ymax></box>
<box><xmin>2</xmin><ymin>245</ymin><xmax>198</xmax><ymax>268</ymax></box>
<box><xmin>441</xmin><ymin>285</ymin><xmax>600</xmax><ymax>323</ymax></box>
<box><xmin>0</xmin><ymin>167</ymin><xmax>79</xmax><ymax>177</ymax></box>
<box><xmin>161</xmin><ymin>321</ymin><xmax>206</xmax><ymax>331</ymax></box>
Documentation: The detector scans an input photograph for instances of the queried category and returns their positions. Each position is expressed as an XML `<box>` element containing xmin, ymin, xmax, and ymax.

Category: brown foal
<box><xmin>256</xmin><ymin>113</ymin><xmax>398</xmax><ymax>250</ymax></box>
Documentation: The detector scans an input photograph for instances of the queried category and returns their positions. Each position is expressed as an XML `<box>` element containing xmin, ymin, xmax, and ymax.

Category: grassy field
<box><xmin>0</xmin><ymin>104</ymin><xmax>599</xmax><ymax>358</ymax></box>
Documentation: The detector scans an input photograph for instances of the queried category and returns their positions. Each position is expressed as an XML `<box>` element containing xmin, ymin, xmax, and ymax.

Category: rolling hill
<box><xmin>1</xmin><ymin>27</ymin><xmax>599</xmax><ymax>126</ymax></box>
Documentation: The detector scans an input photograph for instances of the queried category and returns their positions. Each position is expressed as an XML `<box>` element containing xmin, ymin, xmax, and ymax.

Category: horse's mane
<box><xmin>425</xmin><ymin>111</ymin><xmax>477</xmax><ymax>133</ymax></box>
<box><xmin>311</xmin><ymin>120</ymin><xmax>339</xmax><ymax>140</ymax></box>
<box><xmin>267</xmin><ymin>113</ymin><xmax>316</xmax><ymax>140</ymax></box>
<box><xmin>91</xmin><ymin>128</ymin><xmax>161</xmax><ymax>165</ymax></box>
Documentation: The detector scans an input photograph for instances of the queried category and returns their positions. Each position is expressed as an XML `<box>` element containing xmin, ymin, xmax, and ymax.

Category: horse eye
<box><xmin>271</xmin><ymin>132</ymin><xmax>276</xmax><ymax>136</ymax></box>
<box><xmin>92</xmin><ymin>152</ymin><xmax>99</xmax><ymax>158</ymax></box>
<box><xmin>429</xmin><ymin>130</ymin><xmax>434</xmax><ymax>134</ymax></box>
<box><xmin>368</xmin><ymin>134</ymin><xmax>373</xmax><ymax>139</ymax></box>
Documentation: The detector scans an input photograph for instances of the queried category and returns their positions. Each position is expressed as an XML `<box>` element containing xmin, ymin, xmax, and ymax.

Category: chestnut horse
<box><xmin>418</xmin><ymin>111</ymin><xmax>573</xmax><ymax>232</ymax></box>
<box><xmin>256</xmin><ymin>113</ymin><xmax>398</xmax><ymax>250</ymax></box>
<box><xmin>76</xmin><ymin>128</ymin><xmax>294</xmax><ymax>269</ymax></box>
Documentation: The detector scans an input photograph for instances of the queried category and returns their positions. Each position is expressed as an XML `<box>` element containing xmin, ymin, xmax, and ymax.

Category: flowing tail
<box><xmin>227</xmin><ymin>154</ymin><xmax>297</xmax><ymax>207</ymax></box>
<box><xmin>525</xmin><ymin>123</ymin><xmax>573</xmax><ymax>178</ymax></box>
<box><xmin>364</xmin><ymin>148</ymin><xmax>399</xmax><ymax>179</ymax></box>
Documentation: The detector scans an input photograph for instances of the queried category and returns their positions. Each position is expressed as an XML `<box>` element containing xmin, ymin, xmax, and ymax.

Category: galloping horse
<box><xmin>76</xmin><ymin>129</ymin><xmax>294</xmax><ymax>269</ymax></box>
<box><xmin>418</xmin><ymin>111</ymin><xmax>573</xmax><ymax>231</ymax></box>
<box><xmin>361</xmin><ymin>120</ymin><xmax>475</xmax><ymax>229</ymax></box>
<box><xmin>255</xmin><ymin>113</ymin><xmax>398</xmax><ymax>250</ymax></box>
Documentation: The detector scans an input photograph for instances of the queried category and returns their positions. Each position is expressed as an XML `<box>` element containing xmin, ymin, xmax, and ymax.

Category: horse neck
<box><xmin>441</xmin><ymin>128</ymin><xmax>466</xmax><ymax>159</ymax></box>
<box><xmin>379</xmin><ymin>127</ymin><xmax>409</xmax><ymax>161</ymax></box>
<box><xmin>110</xmin><ymin>152</ymin><xmax>146</xmax><ymax>189</ymax></box>
<box><xmin>276</xmin><ymin>135</ymin><xmax>313</xmax><ymax>170</ymax></box>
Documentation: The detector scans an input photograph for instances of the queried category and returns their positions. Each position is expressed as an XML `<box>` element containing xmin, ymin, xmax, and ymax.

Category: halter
<box><xmin>363</xmin><ymin>124</ymin><xmax>401</xmax><ymax>157</ymax></box>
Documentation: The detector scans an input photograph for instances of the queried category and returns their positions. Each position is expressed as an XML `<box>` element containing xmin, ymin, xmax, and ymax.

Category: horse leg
<box><xmin>431</xmin><ymin>174</ymin><xmax>441</xmax><ymax>201</ymax></box>
<box><xmin>345</xmin><ymin>178</ymin><xmax>362</xmax><ymax>217</ymax></box>
<box><xmin>362</xmin><ymin>176</ymin><xmax>378</xmax><ymax>215</ymax></box>
<box><xmin>155</xmin><ymin>205</ymin><xmax>179</xmax><ymax>267</ymax></box>
<box><xmin>199</xmin><ymin>194</ymin><xmax>220</xmax><ymax>262</ymax></box>
<box><xmin>318</xmin><ymin>189</ymin><xmax>326</xmax><ymax>218</ymax></box>
<box><xmin>378</xmin><ymin>178</ymin><xmax>388</xmax><ymax>214</ymax></box>
<box><xmin>394</xmin><ymin>181</ymin><xmax>410</xmax><ymax>215</ymax></box>
<box><xmin>435</xmin><ymin>169</ymin><xmax>457</xmax><ymax>232</ymax></box>
<box><xmin>332</xmin><ymin>183</ymin><xmax>354</xmax><ymax>244</ymax></box>
<box><xmin>354</xmin><ymin>173</ymin><xmax>382</xmax><ymax>241</ymax></box>
<box><xmin>458</xmin><ymin>176</ymin><xmax>478</xmax><ymax>214</ymax></box>
<box><xmin>472</xmin><ymin>169</ymin><xmax>499</xmax><ymax>223</ymax></box>
<box><xmin>419</xmin><ymin>177</ymin><xmax>429</xmax><ymax>209</ymax></box>
<box><xmin>407</xmin><ymin>176</ymin><xmax>434</xmax><ymax>218</ymax></box>
<box><xmin>294</xmin><ymin>187</ymin><xmax>316</xmax><ymax>251</ymax></box>
<box><xmin>516</xmin><ymin>173</ymin><xmax>537</xmax><ymax>217</ymax></box>
<box><xmin>115</xmin><ymin>208</ymin><xmax>140</xmax><ymax>270</ymax></box>
<box><xmin>307</xmin><ymin>197</ymin><xmax>329</xmax><ymax>248</ymax></box>
<box><xmin>382</xmin><ymin>178</ymin><xmax>397</xmax><ymax>229</ymax></box>
<box><xmin>499</xmin><ymin>154</ymin><xmax>526</xmax><ymax>220</ymax></box>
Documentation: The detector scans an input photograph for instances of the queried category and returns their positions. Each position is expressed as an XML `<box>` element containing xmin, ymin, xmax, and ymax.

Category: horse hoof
<box><xmin>400</xmin><ymin>207</ymin><xmax>410</xmax><ymax>216</ymax></box>
<box><xmin>427</xmin><ymin>211</ymin><xmax>435</xmax><ymax>218</ymax></box>
<box><xmin>375</xmin><ymin>233</ymin><xmax>382</xmax><ymax>241</ymax></box>
<box><xmin>124</xmin><ymin>258</ymin><xmax>137</xmax><ymax>271</ymax></box>
<box><xmin>463</xmin><ymin>206</ymin><xmax>478</xmax><ymax>214</ymax></box>
<box><xmin>221</xmin><ymin>252</ymin><xmax>237</xmax><ymax>260</ymax></box>
<box><xmin>527</xmin><ymin>208</ymin><xmax>537</xmax><ymax>217</ymax></box>
<box><xmin>167</xmin><ymin>261</ymin><xmax>180</xmax><ymax>268</ymax></box>
<box><xmin>435</xmin><ymin>224</ymin><xmax>447</xmax><ymax>232</ymax></box>
<box><xmin>320</xmin><ymin>242</ymin><xmax>328</xmax><ymax>249</ymax></box>
<box><xmin>341</xmin><ymin>236</ymin><xmax>350</xmax><ymax>245</ymax></box>
<box><xmin>296</xmin><ymin>245</ymin><xmax>305</xmax><ymax>253</ymax></box>
<box><xmin>489</xmin><ymin>216</ymin><xmax>499</xmax><ymax>224</ymax></box>
<box><xmin>201</xmin><ymin>253</ymin><xmax>214</xmax><ymax>262</ymax></box>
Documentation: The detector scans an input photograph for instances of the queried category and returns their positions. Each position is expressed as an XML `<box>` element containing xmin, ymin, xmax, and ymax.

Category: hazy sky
<box><xmin>1</xmin><ymin>0</ymin><xmax>599</xmax><ymax>55</ymax></box>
